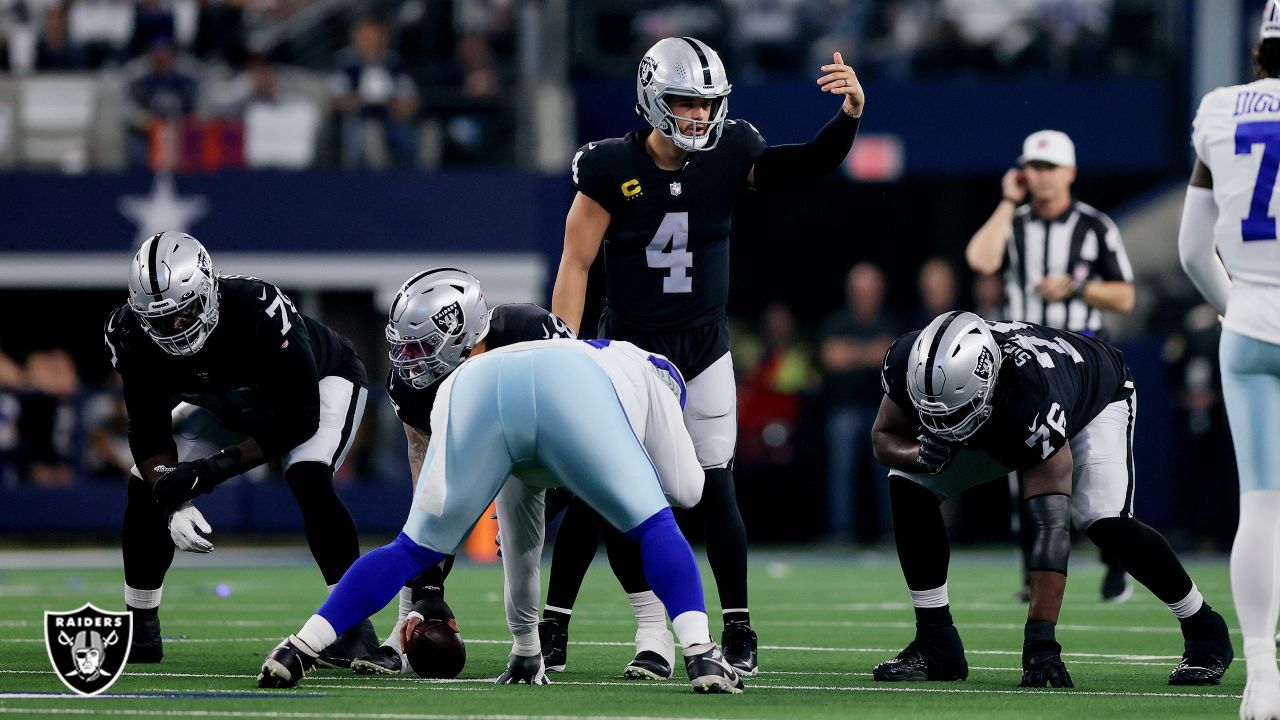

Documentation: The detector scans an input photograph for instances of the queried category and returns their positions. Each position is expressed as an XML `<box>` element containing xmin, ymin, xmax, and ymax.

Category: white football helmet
<box><xmin>127</xmin><ymin>231</ymin><xmax>220</xmax><ymax>357</ymax></box>
<box><xmin>906</xmin><ymin>311</ymin><xmax>1002</xmax><ymax>442</ymax></box>
<box><xmin>385</xmin><ymin>268</ymin><xmax>490</xmax><ymax>389</ymax></box>
<box><xmin>635</xmin><ymin>36</ymin><xmax>731</xmax><ymax>152</ymax></box>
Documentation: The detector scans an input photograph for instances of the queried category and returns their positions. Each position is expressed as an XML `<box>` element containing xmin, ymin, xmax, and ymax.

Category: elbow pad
<box><xmin>1178</xmin><ymin>185</ymin><xmax>1231</xmax><ymax>314</ymax></box>
<box><xmin>1024</xmin><ymin>493</ymin><xmax>1071</xmax><ymax>575</ymax></box>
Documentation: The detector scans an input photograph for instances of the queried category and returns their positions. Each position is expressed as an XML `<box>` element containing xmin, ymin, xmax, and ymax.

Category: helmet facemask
<box><xmin>654</xmin><ymin>92</ymin><xmax>729</xmax><ymax>152</ymax></box>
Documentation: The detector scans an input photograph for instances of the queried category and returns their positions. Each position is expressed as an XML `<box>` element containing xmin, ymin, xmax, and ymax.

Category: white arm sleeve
<box><xmin>496</xmin><ymin>477</ymin><xmax>546</xmax><ymax>655</ymax></box>
<box><xmin>1178</xmin><ymin>185</ymin><xmax>1232</xmax><ymax>315</ymax></box>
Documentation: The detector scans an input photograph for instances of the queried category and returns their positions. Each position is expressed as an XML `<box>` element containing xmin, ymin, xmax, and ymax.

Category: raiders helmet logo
<box><xmin>432</xmin><ymin>302</ymin><xmax>464</xmax><ymax>335</ymax></box>
<box><xmin>974</xmin><ymin>347</ymin><xmax>994</xmax><ymax>381</ymax></box>
<box><xmin>45</xmin><ymin>604</ymin><xmax>132</xmax><ymax>696</ymax></box>
<box><xmin>639</xmin><ymin>56</ymin><xmax>658</xmax><ymax>88</ymax></box>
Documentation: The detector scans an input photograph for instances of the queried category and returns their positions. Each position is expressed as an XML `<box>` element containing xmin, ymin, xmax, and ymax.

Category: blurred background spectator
<box><xmin>327</xmin><ymin>16</ymin><xmax>418</xmax><ymax>170</ymax></box>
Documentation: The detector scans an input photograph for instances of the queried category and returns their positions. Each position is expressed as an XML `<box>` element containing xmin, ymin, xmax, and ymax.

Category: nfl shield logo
<box><xmin>669</xmin><ymin>182</ymin><xmax>682</xmax><ymax>197</ymax></box>
<box><xmin>45</xmin><ymin>604</ymin><xmax>132</xmax><ymax>696</ymax></box>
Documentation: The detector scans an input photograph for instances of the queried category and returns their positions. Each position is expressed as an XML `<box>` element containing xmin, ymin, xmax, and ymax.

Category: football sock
<box><xmin>544</xmin><ymin>607</ymin><xmax>572</xmax><ymax>626</ymax></box>
<box><xmin>1232</xmin><ymin>491</ymin><xmax>1280</xmax><ymax>682</ymax></box>
<box><xmin>379</xmin><ymin>586</ymin><xmax>415</xmax><ymax>650</ymax></box>
<box><xmin>125</xmin><ymin>585</ymin><xmax>163</xmax><ymax>611</ymax></box>
<box><xmin>723</xmin><ymin>609</ymin><xmax>751</xmax><ymax>626</ymax></box>
<box><xmin>914</xmin><ymin>604</ymin><xmax>954</xmax><ymax>628</ymax></box>
<box><xmin>512</xmin><ymin>628</ymin><xmax>540</xmax><ymax>657</ymax></box>
<box><xmin>285</xmin><ymin>461</ymin><xmax>360</xmax><ymax>586</ymax></box>
<box><xmin>627</xmin><ymin>507</ymin><xmax>706</xmax><ymax>621</ymax></box>
<box><xmin>604</xmin><ymin>523</ymin><xmax>650</xmax><ymax>593</ymax></box>
<box><xmin>1167</xmin><ymin>585</ymin><xmax>1206</xmax><ymax>620</ymax></box>
<box><xmin>1086</xmin><ymin>517</ymin><xmax>1194</xmax><ymax>604</ymax></box>
<box><xmin>889</xmin><ymin>476</ymin><xmax>950</xmax><ymax>591</ymax></box>
<box><xmin>316</xmin><ymin>532</ymin><xmax>443</xmax><ymax>639</ymax></box>
<box><xmin>543</xmin><ymin>497</ymin><xmax>601</xmax><ymax>623</ymax></box>
<box><xmin>123</xmin><ymin>474</ymin><xmax>175</xmax><ymax>590</ymax></box>
<box><xmin>296</xmin><ymin>617</ymin><xmax>336</xmax><ymax>655</ymax></box>
<box><xmin>701</xmin><ymin>467</ymin><xmax>749</xmax><ymax>612</ymax></box>
<box><xmin>673</xmin><ymin>613</ymin><xmax>713</xmax><ymax>650</ymax></box>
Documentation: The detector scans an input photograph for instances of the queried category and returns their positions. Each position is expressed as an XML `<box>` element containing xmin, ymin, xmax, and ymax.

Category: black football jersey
<box><xmin>104</xmin><ymin>275</ymin><xmax>365</xmax><ymax>463</ymax></box>
<box><xmin>882</xmin><ymin>320</ymin><xmax>1132</xmax><ymax>471</ymax></box>
<box><xmin>572</xmin><ymin>120</ymin><xmax>767</xmax><ymax>332</ymax></box>
<box><xmin>387</xmin><ymin>303</ymin><xmax>576</xmax><ymax>432</ymax></box>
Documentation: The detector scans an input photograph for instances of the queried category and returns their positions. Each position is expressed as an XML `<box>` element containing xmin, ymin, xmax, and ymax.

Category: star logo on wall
<box><xmin>118</xmin><ymin>173</ymin><xmax>208</xmax><ymax>247</ymax></box>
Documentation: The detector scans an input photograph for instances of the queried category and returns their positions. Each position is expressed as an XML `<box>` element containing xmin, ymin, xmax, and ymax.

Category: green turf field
<box><xmin>0</xmin><ymin>548</ymin><xmax>1245</xmax><ymax>719</ymax></box>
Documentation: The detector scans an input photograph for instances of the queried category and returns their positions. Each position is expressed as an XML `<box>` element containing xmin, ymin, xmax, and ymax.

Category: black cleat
<box><xmin>623</xmin><ymin>650</ymin><xmax>673</xmax><ymax>680</ymax></box>
<box><xmin>684</xmin><ymin>644</ymin><xmax>744</xmax><ymax>694</ymax></box>
<box><xmin>258</xmin><ymin>637</ymin><xmax>316</xmax><ymax>689</ymax></box>
<box><xmin>538</xmin><ymin>618</ymin><xmax>568</xmax><ymax>673</ymax></box>
<box><xmin>128</xmin><ymin>608</ymin><xmax>163</xmax><ymax>664</ymax></box>
<box><xmin>351</xmin><ymin>645</ymin><xmax>406</xmax><ymax>675</ymax></box>
<box><xmin>721</xmin><ymin>621</ymin><xmax>758</xmax><ymax>676</ymax></box>
<box><xmin>1101</xmin><ymin>566</ymin><xmax>1133</xmax><ymax>603</ymax></box>
<box><xmin>873</xmin><ymin>625</ymin><xmax>969</xmax><ymax>682</ymax></box>
<box><xmin>317</xmin><ymin>618</ymin><xmax>378</xmax><ymax>670</ymax></box>
<box><xmin>1170</xmin><ymin>608</ymin><xmax>1234</xmax><ymax>686</ymax></box>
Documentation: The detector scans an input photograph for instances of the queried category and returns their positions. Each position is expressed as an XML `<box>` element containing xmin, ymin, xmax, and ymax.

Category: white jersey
<box><xmin>1192</xmin><ymin>78</ymin><xmax>1280</xmax><ymax>342</ymax></box>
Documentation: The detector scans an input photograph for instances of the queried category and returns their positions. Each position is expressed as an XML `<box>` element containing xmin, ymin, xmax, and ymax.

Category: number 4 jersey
<box><xmin>572</xmin><ymin>120</ymin><xmax>767</xmax><ymax>332</ymax></box>
<box><xmin>881</xmin><ymin>321</ymin><xmax>1132</xmax><ymax>471</ymax></box>
<box><xmin>1192</xmin><ymin>78</ymin><xmax>1280</xmax><ymax>342</ymax></box>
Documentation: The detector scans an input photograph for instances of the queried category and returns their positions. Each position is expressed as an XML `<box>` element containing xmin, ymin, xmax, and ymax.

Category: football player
<box><xmin>1178</xmin><ymin>3</ymin><xmax>1280</xmax><ymax>716</ymax></box>
<box><xmin>105</xmin><ymin>232</ymin><xmax>376</xmax><ymax>666</ymax></box>
<box><xmin>258</xmin><ymin>335</ymin><xmax>745</xmax><ymax>694</ymax></box>
<box><xmin>872</xmin><ymin>311</ymin><xmax>1232</xmax><ymax>688</ymax></box>
<box><xmin>546</xmin><ymin>35</ymin><xmax>866</xmax><ymax>677</ymax></box>
<box><xmin>350</xmin><ymin>269</ymin><xmax>673</xmax><ymax>678</ymax></box>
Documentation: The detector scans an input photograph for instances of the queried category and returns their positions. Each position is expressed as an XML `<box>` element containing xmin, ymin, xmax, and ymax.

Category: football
<box><xmin>404</xmin><ymin>618</ymin><xmax>466</xmax><ymax>679</ymax></box>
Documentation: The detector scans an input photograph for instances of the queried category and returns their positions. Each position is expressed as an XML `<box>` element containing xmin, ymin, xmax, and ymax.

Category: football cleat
<box><xmin>1170</xmin><ymin>608</ymin><xmax>1233</xmax><ymax>686</ymax></box>
<box><xmin>684</xmin><ymin>644</ymin><xmax>744</xmax><ymax>694</ymax></box>
<box><xmin>1241</xmin><ymin>679</ymin><xmax>1280</xmax><ymax>720</ymax></box>
<box><xmin>623</xmin><ymin>650</ymin><xmax>673</xmax><ymax>680</ymax></box>
<box><xmin>350</xmin><ymin>645</ymin><xmax>408</xmax><ymax>675</ymax></box>
<box><xmin>257</xmin><ymin>636</ymin><xmax>316</xmax><ymax>689</ymax></box>
<box><xmin>316</xmin><ymin>618</ymin><xmax>378</xmax><ymax>670</ymax></box>
<box><xmin>496</xmin><ymin>653</ymin><xmax>551</xmax><ymax>685</ymax></box>
<box><xmin>129</xmin><ymin>609</ymin><xmax>163</xmax><ymax>664</ymax></box>
<box><xmin>873</xmin><ymin>625</ymin><xmax>969</xmax><ymax>682</ymax></box>
<box><xmin>538</xmin><ymin>618</ymin><xmax>568</xmax><ymax>673</ymax></box>
<box><xmin>721</xmin><ymin>621</ymin><xmax>759</xmax><ymax>676</ymax></box>
<box><xmin>1101</xmin><ymin>566</ymin><xmax>1133</xmax><ymax>603</ymax></box>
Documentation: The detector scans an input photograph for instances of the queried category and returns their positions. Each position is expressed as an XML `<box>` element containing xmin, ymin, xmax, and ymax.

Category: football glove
<box><xmin>168</xmin><ymin>502</ymin><xmax>213</xmax><ymax>553</ymax></box>
<box><xmin>1019</xmin><ymin>619</ymin><xmax>1073</xmax><ymax>688</ymax></box>
<box><xmin>152</xmin><ymin>449</ymin><xmax>239</xmax><ymax>513</ymax></box>
<box><xmin>911</xmin><ymin>433</ymin><xmax>960</xmax><ymax>475</ymax></box>
<box><xmin>497</xmin><ymin>652</ymin><xmax>551</xmax><ymax>685</ymax></box>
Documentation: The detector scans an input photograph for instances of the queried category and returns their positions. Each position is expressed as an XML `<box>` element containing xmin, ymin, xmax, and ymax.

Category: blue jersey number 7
<box><xmin>1236</xmin><ymin>120</ymin><xmax>1280</xmax><ymax>242</ymax></box>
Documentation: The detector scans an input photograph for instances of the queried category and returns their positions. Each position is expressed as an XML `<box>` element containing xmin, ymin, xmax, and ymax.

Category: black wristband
<box><xmin>1025</xmin><ymin>618</ymin><xmax>1057</xmax><ymax>646</ymax></box>
<box><xmin>206</xmin><ymin>447</ymin><xmax>241</xmax><ymax>482</ymax></box>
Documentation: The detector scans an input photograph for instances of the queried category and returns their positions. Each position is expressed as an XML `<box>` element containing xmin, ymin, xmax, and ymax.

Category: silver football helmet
<box><xmin>635</xmin><ymin>36</ymin><xmax>731</xmax><ymax>152</ymax></box>
<box><xmin>127</xmin><ymin>231</ymin><xmax>220</xmax><ymax>357</ymax></box>
<box><xmin>385</xmin><ymin>268</ymin><xmax>490</xmax><ymax>389</ymax></box>
<box><xmin>906</xmin><ymin>311</ymin><xmax>1002</xmax><ymax>442</ymax></box>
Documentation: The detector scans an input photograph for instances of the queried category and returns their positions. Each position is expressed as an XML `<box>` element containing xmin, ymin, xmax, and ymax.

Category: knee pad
<box><xmin>1024</xmin><ymin>493</ymin><xmax>1071</xmax><ymax>575</ymax></box>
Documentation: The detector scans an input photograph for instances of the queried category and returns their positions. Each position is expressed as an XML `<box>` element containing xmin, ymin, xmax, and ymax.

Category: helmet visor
<box><xmin>916</xmin><ymin>391</ymin><xmax>992</xmax><ymax>442</ymax></box>
<box><xmin>139</xmin><ymin>299</ymin><xmax>203</xmax><ymax>339</ymax></box>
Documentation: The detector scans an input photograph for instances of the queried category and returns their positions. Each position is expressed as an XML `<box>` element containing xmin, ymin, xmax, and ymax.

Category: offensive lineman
<box><xmin>1178</xmin><ymin>3</ymin><xmax>1280</xmax><ymax>716</ymax></box>
<box><xmin>546</xmin><ymin>35</ymin><xmax>866</xmax><ymax>676</ymax></box>
<box><xmin>350</xmin><ymin>269</ymin><xmax>674</xmax><ymax>678</ymax></box>
<box><xmin>104</xmin><ymin>232</ymin><xmax>375</xmax><ymax>665</ymax></box>
<box><xmin>258</xmin><ymin>330</ymin><xmax>745</xmax><ymax>693</ymax></box>
<box><xmin>872</xmin><ymin>311</ymin><xmax>1232</xmax><ymax>688</ymax></box>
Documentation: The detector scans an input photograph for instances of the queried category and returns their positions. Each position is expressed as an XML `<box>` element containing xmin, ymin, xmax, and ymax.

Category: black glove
<box><xmin>496</xmin><ymin>653</ymin><xmax>550</xmax><ymax>685</ymax></box>
<box><xmin>152</xmin><ymin>448</ymin><xmax>239</xmax><ymax>513</ymax></box>
<box><xmin>911</xmin><ymin>433</ymin><xmax>960</xmax><ymax>475</ymax></box>
<box><xmin>1019</xmin><ymin>619</ymin><xmax>1073</xmax><ymax>688</ymax></box>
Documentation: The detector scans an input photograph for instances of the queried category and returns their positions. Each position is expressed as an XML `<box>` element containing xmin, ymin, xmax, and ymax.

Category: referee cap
<box><xmin>1264</xmin><ymin>0</ymin><xmax>1280</xmax><ymax>40</ymax></box>
<box><xmin>1018</xmin><ymin>130</ymin><xmax>1075</xmax><ymax>167</ymax></box>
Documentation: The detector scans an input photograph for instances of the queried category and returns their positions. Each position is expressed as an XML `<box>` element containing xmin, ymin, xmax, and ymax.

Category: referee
<box><xmin>965</xmin><ymin>129</ymin><xmax>1136</xmax><ymax>603</ymax></box>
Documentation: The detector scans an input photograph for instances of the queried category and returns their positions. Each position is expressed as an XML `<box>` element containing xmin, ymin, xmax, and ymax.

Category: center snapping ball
<box><xmin>405</xmin><ymin>618</ymin><xmax>466</xmax><ymax>679</ymax></box>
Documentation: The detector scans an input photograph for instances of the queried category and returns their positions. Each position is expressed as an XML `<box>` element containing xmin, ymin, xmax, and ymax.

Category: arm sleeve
<box><xmin>1178</xmin><ymin>185</ymin><xmax>1232</xmax><ymax>314</ymax></box>
<box><xmin>751</xmin><ymin>109</ymin><xmax>860</xmax><ymax>190</ymax></box>
<box><xmin>1094</xmin><ymin>217</ymin><xmax>1135</xmax><ymax>282</ymax></box>
<box><xmin>496</xmin><ymin>478</ymin><xmax>546</xmax><ymax>647</ymax></box>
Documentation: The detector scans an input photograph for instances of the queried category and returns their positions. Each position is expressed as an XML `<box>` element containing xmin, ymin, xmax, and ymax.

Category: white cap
<box><xmin>1018</xmin><ymin>130</ymin><xmax>1076</xmax><ymax>167</ymax></box>
<box><xmin>1264</xmin><ymin>0</ymin><xmax>1280</xmax><ymax>39</ymax></box>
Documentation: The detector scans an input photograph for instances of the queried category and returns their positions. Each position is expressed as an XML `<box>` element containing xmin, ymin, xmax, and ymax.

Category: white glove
<box><xmin>168</xmin><ymin>502</ymin><xmax>213</xmax><ymax>553</ymax></box>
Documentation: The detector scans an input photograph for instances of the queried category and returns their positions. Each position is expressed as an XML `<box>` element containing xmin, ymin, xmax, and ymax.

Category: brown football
<box><xmin>405</xmin><ymin>618</ymin><xmax>466</xmax><ymax>679</ymax></box>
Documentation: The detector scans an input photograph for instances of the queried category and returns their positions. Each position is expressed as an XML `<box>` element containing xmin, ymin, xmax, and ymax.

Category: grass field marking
<box><xmin>0</xmin><ymin>708</ymin><xmax>741</xmax><ymax>720</ymax></box>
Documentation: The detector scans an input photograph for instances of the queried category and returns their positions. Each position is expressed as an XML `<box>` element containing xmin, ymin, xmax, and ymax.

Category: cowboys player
<box><xmin>1178</xmin><ymin>3</ymin><xmax>1280</xmax><ymax>715</ymax></box>
<box><xmin>258</xmin><ymin>334</ymin><xmax>744</xmax><ymax>694</ymax></box>
<box><xmin>871</xmin><ymin>311</ymin><xmax>1232</xmax><ymax>688</ymax></box>
<box><xmin>548</xmin><ymin>35</ymin><xmax>865</xmax><ymax>676</ymax></box>
<box><xmin>104</xmin><ymin>232</ymin><xmax>375</xmax><ymax>665</ymax></box>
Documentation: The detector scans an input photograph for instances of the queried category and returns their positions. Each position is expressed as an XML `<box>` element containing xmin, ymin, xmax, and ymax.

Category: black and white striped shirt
<box><xmin>1001</xmin><ymin>200</ymin><xmax>1133</xmax><ymax>334</ymax></box>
